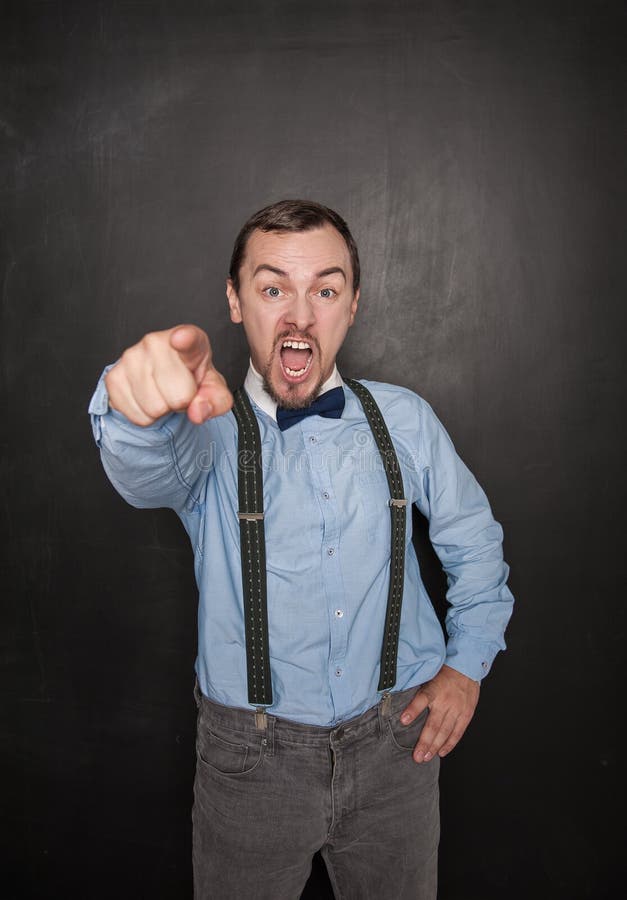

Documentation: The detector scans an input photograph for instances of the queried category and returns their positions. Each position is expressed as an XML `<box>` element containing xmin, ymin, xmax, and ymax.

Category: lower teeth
<box><xmin>285</xmin><ymin>366</ymin><xmax>307</xmax><ymax>376</ymax></box>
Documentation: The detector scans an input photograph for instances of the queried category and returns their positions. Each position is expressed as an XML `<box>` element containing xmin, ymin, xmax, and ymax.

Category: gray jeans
<box><xmin>192</xmin><ymin>682</ymin><xmax>439</xmax><ymax>900</ymax></box>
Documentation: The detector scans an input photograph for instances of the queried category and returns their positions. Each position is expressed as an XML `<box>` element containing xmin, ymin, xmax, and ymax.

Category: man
<box><xmin>89</xmin><ymin>199</ymin><xmax>514</xmax><ymax>899</ymax></box>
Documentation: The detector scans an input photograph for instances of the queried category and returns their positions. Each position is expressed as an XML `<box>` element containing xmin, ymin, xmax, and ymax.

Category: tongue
<box><xmin>282</xmin><ymin>347</ymin><xmax>311</xmax><ymax>370</ymax></box>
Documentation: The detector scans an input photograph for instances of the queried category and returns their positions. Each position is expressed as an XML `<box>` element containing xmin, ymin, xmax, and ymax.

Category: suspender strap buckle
<box><xmin>238</xmin><ymin>511</ymin><xmax>264</xmax><ymax>521</ymax></box>
<box><xmin>388</xmin><ymin>498</ymin><xmax>407</xmax><ymax>508</ymax></box>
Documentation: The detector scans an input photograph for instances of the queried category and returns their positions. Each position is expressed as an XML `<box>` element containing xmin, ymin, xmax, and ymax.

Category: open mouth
<box><xmin>279</xmin><ymin>339</ymin><xmax>314</xmax><ymax>380</ymax></box>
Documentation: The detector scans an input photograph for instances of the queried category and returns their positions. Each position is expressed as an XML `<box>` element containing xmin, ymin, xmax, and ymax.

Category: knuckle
<box><xmin>105</xmin><ymin>366</ymin><xmax>122</xmax><ymax>391</ymax></box>
<box><xmin>144</xmin><ymin>401</ymin><xmax>168</xmax><ymax>420</ymax></box>
<box><xmin>168</xmin><ymin>397</ymin><xmax>186</xmax><ymax>412</ymax></box>
<box><xmin>203</xmin><ymin>365</ymin><xmax>222</xmax><ymax>384</ymax></box>
<box><xmin>169</xmin><ymin>391</ymin><xmax>193</xmax><ymax>411</ymax></box>
<box><xmin>201</xmin><ymin>372</ymin><xmax>217</xmax><ymax>389</ymax></box>
<box><xmin>427</xmin><ymin>715</ymin><xmax>443</xmax><ymax>732</ymax></box>
<box><xmin>140</xmin><ymin>331</ymin><xmax>163</xmax><ymax>355</ymax></box>
<box><xmin>125</xmin><ymin>407</ymin><xmax>154</xmax><ymax>427</ymax></box>
<box><xmin>119</xmin><ymin>346</ymin><xmax>137</xmax><ymax>368</ymax></box>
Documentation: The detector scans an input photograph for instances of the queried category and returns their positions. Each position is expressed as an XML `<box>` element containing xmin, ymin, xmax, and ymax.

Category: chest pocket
<box><xmin>358</xmin><ymin>470</ymin><xmax>393</xmax><ymax>543</ymax></box>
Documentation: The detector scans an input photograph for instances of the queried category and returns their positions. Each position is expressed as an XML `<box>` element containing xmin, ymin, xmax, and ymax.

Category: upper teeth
<box><xmin>282</xmin><ymin>340</ymin><xmax>310</xmax><ymax>349</ymax></box>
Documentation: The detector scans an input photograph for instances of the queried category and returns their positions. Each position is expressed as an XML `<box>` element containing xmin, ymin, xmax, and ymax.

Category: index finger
<box><xmin>400</xmin><ymin>688</ymin><xmax>430</xmax><ymax>725</ymax></box>
<box><xmin>169</xmin><ymin>324</ymin><xmax>211</xmax><ymax>375</ymax></box>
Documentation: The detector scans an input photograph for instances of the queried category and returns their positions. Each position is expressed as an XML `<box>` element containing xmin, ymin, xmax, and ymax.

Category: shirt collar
<box><xmin>244</xmin><ymin>360</ymin><xmax>344</xmax><ymax>423</ymax></box>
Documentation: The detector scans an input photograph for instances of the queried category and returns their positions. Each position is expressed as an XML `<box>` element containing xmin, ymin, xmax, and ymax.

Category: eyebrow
<box><xmin>253</xmin><ymin>264</ymin><xmax>288</xmax><ymax>278</ymax></box>
<box><xmin>252</xmin><ymin>264</ymin><xmax>347</xmax><ymax>281</ymax></box>
<box><xmin>316</xmin><ymin>267</ymin><xmax>346</xmax><ymax>281</ymax></box>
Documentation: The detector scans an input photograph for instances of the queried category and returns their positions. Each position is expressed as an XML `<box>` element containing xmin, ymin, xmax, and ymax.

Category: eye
<box><xmin>316</xmin><ymin>287</ymin><xmax>337</xmax><ymax>300</ymax></box>
<box><xmin>263</xmin><ymin>286</ymin><xmax>283</xmax><ymax>299</ymax></box>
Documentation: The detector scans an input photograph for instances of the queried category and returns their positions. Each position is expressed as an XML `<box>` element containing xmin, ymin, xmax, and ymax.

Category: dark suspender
<box><xmin>232</xmin><ymin>381</ymin><xmax>407</xmax><ymax>707</ymax></box>
<box><xmin>232</xmin><ymin>389</ymin><xmax>273</xmax><ymax>707</ymax></box>
<box><xmin>343</xmin><ymin>379</ymin><xmax>408</xmax><ymax>691</ymax></box>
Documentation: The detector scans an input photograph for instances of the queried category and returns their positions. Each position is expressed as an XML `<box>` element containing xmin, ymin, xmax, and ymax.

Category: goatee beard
<box><xmin>262</xmin><ymin>333</ymin><xmax>324</xmax><ymax>410</ymax></box>
<box><xmin>262</xmin><ymin>370</ymin><xmax>325</xmax><ymax>410</ymax></box>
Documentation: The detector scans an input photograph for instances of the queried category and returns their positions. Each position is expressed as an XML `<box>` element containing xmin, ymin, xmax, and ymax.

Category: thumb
<box><xmin>186</xmin><ymin>354</ymin><xmax>234</xmax><ymax>425</ymax></box>
<box><xmin>169</xmin><ymin>324</ymin><xmax>211</xmax><ymax>377</ymax></box>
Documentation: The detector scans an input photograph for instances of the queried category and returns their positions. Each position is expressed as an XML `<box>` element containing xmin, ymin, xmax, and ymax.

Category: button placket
<box><xmin>304</xmin><ymin>426</ymin><xmax>350</xmax><ymax>715</ymax></box>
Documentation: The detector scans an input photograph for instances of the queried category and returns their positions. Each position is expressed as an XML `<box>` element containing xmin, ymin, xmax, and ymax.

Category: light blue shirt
<box><xmin>89</xmin><ymin>364</ymin><xmax>514</xmax><ymax>726</ymax></box>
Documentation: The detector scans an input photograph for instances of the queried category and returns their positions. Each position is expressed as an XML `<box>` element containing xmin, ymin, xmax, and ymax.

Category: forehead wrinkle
<box><xmin>244</xmin><ymin>227</ymin><xmax>352</xmax><ymax>286</ymax></box>
<box><xmin>252</xmin><ymin>261</ymin><xmax>347</xmax><ymax>285</ymax></box>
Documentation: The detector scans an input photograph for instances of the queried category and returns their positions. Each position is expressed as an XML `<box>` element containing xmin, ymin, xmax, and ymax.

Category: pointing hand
<box><xmin>105</xmin><ymin>325</ymin><xmax>233</xmax><ymax>426</ymax></box>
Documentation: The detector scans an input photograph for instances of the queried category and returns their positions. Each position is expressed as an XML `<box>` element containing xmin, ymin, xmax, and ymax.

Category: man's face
<box><xmin>226</xmin><ymin>224</ymin><xmax>359</xmax><ymax>409</ymax></box>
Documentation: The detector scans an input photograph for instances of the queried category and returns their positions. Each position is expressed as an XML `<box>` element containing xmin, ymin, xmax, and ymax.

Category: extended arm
<box><xmin>89</xmin><ymin>324</ymin><xmax>233</xmax><ymax>512</ymax></box>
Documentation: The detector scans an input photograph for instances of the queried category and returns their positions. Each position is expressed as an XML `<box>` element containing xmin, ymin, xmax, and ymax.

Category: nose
<box><xmin>284</xmin><ymin>292</ymin><xmax>316</xmax><ymax>334</ymax></box>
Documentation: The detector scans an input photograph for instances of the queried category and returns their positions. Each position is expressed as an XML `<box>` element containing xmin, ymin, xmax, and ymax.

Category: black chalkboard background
<box><xmin>1</xmin><ymin>2</ymin><xmax>624</xmax><ymax>898</ymax></box>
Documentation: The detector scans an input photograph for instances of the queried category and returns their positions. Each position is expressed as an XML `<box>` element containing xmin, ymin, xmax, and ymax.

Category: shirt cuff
<box><xmin>444</xmin><ymin>631</ymin><xmax>504</xmax><ymax>682</ymax></box>
<box><xmin>88</xmin><ymin>364</ymin><xmax>117</xmax><ymax>445</ymax></box>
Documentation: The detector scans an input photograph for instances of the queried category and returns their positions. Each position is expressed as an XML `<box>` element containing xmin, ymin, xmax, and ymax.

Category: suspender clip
<box><xmin>238</xmin><ymin>511</ymin><xmax>264</xmax><ymax>521</ymax></box>
<box><xmin>388</xmin><ymin>498</ymin><xmax>407</xmax><ymax>508</ymax></box>
<box><xmin>255</xmin><ymin>707</ymin><xmax>268</xmax><ymax>730</ymax></box>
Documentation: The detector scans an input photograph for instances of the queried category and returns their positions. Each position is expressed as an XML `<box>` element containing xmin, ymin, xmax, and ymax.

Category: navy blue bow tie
<box><xmin>276</xmin><ymin>386</ymin><xmax>345</xmax><ymax>431</ymax></box>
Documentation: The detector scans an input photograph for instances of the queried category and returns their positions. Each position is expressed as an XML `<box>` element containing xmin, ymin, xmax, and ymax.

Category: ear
<box><xmin>348</xmin><ymin>288</ymin><xmax>360</xmax><ymax>326</ymax></box>
<box><xmin>226</xmin><ymin>279</ymin><xmax>242</xmax><ymax>324</ymax></box>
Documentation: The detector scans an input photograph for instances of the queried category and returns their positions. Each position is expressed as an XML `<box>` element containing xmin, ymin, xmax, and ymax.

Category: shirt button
<box><xmin>335</xmin><ymin>667</ymin><xmax>343</xmax><ymax>677</ymax></box>
<box><xmin>327</xmin><ymin>547</ymin><xmax>335</xmax><ymax>557</ymax></box>
<box><xmin>323</xmin><ymin>491</ymin><xmax>330</xmax><ymax>500</ymax></box>
<box><xmin>334</xmin><ymin>609</ymin><xmax>344</xmax><ymax>618</ymax></box>
<box><xmin>309</xmin><ymin>435</ymin><xmax>317</xmax><ymax>443</ymax></box>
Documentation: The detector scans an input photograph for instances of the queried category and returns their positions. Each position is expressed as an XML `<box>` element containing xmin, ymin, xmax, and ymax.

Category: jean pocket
<box><xmin>386</xmin><ymin>706</ymin><xmax>428</xmax><ymax>752</ymax></box>
<box><xmin>196</xmin><ymin>725</ymin><xmax>265</xmax><ymax>776</ymax></box>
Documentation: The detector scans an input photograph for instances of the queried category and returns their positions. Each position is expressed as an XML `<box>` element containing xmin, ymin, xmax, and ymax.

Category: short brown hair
<box><xmin>228</xmin><ymin>199</ymin><xmax>360</xmax><ymax>295</ymax></box>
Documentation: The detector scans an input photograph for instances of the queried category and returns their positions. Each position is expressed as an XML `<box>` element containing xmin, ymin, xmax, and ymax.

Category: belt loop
<box><xmin>254</xmin><ymin>708</ymin><xmax>275</xmax><ymax>757</ymax></box>
<box><xmin>377</xmin><ymin>690</ymin><xmax>391</xmax><ymax>737</ymax></box>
